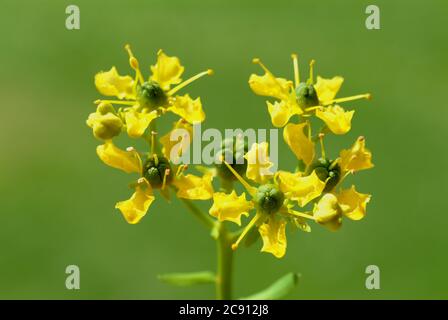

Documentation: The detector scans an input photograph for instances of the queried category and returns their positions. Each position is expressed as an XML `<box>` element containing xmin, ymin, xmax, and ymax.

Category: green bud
<box><xmin>142</xmin><ymin>155</ymin><xmax>172</xmax><ymax>189</ymax></box>
<box><xmin>254</xmin><ymin>184</ymin><xmax>285</xmax><ymax>214</ymax></box>
<box><xmin>306</xmin><ymin>158</ymin><xmax>341</xmax><ymax>192</ymax></box>
<box><xmin>92</xmin><ymin>113</ymin><xmax>123</xmax><ymax>140</ymax></box>
<box><xmin>296</xmin><ymin>82</ymin><xmax>319</xmax><ymax>109</ymax></box>
<box><xmin>137</xmin><ymin>81</ymin><xmax>168</xmax><ymax>110</ymax></box>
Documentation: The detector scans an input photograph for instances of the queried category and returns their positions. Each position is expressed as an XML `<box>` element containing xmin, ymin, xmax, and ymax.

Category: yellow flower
<box><xmin>209</xmin><ymin>142</ymin><xmax>320</xmax><ymax>258</ymax></box>
<box><xmin>95</xmin><ymin>139</ymin><xmax>213</xmax><ymax>224</ymax></box>
<box><xmin>339</xmin><ymin>136</ymin><xmax>374</xmax><ymax>172</ymax></box>
<box><xmin>93</xmin><ymin>45</ymin><xmax>212</xmax><ymax>139</ymax></box>
<box><xmin>316</xmin><ymin>105</ymin><xmax>354</xmax><ymax>135</ymax></box>
<box><xmin>314</xmin><ymin>186</ymin><xmax>371</xmax><ymax>231</ymax></box>
<box><xmin>209</xmin><ymin>191</ymin><xmax>253</xmax><ymax>225</ymax></box>
<box><xmin>244</xmin><ymin>142</ymin><xmax>274</xmax><ymax>184</ymax></box>
<box><xmin>283</xmin><ymin>122</ymin><xmax>315</xmax><ymax>166</ymax></box>
<box><xmin>249</xmin><ymin>54</ymin><xmax>371</xmax><ymax>131</ymax></box>
<box><xmin>86</xmin><ymin>103</ymin><xmax>123</xmax><ymax>140</ymax></box>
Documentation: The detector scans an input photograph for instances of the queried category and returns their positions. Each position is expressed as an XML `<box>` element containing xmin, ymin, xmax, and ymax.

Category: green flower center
<box><xmin>254</xmin><ymin>184</ymin><xmax>284</xmax><ymax>214</ymax></box>
<box><xmin>142</xmin><ymin>155</ymin><xmax>172</xmax><ymax>189</ymax></box>
<box><xmin>306</xmin><ymin>158</ymin><xmax>341</xmax><ymax>192</ymax></box>
<box><xmin>296</xmin><ymin>82</ymin><xmax>319</xmax><ymax>109</ymax></box>
<box><xmin>137</xmin><ymin>81</ymin><xmax>168</xmax><ymax>110</ymax></box>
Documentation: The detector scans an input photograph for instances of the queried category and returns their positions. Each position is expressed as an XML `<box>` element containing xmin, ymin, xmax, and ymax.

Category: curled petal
<box><xmin>173</xmin><ymin>173</ymin><xmax>213</xmax><ymax>200</ymax></box>
<box><xmin>150</xmin><ymin>50</ymin><xmax>184</xmax><ymax>91</ymax></box>
<box><xmin>259</xmin><ymin>217</ymin><xmax>287</xmax><ymax>258</ymax></box>
<box><xmin>339</xmin><ymin>136</ymin><xmax>374</xmax><ymax>172</ymax></box>
<box><xmin>316</xmin><ymin>105</ymin><xmax>354</xmax><ymax>135</ymax></box>
<box><xmin>249</xmin><ymin>73</ymin><xmax>292</xmax><ymax>100</ymax></box>
<box><xmin>314</xmin><ymin>76</ymin><xmax>344</xmax><ymax>104</ymax></box>
<box><xmin>209</xmin><ymin>191</ymin><xmax>253</xmax><ymax>225</ymax></box>
<box><xmin>160</xmin><ymin>121</ymin><xmax>192</xmax><ymax>163</ymax></box>
<box><xmin>244</xmin><ymin>142</ymin><xmax>274</xmax><ymax>184</ymax></box>
<box><xmin>337</xmin><ymin>185</ymin><xmax>371</xmax><ymax>220</ymax></box>
<box><xmin>115</xmin><ymin>185</ymin><xmax>155</xmax><ymax>224</ymax></box>
<box><xmin>313</xmin><ymin>193</ymin><xmax>342</xmax><ymax>231</ymax></box>
<box><xmin>94</xmin><ymin>67</ymin><xmax>136</xmax><ymax>99</ymax></box>
<box><xmin>267</xmin><ymin>99</ymin><xmax>301</xmax><ymax>127</ymax></box>
<box><xmin>125</xmin><ymin>109</ymin><xmax>158</xmax><ymax>138</ymax></box>
<box><xmin>283</xmin><ymin>122</ymin><xmax>315</xmax><ymax>166</ymax></box>
<box><xmin>277</xmin><ymin>170</ymin><xmax>325</xmax><ymax>207</ymax></box>
<box><xmin>168</xmin><ymin>94</ymin><xmax>205</xmax><ymax>124</ymax></box>
<box><xmin>96</xmin><ymin>140</ymin><xmax>142</xmax><ymax>174</ymax></box>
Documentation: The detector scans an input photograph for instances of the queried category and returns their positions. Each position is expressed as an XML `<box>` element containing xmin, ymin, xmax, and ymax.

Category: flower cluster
<box><xmin>208</xmin><ymin>54</ymin><xmax>374</xmax><ymax>258</ymax></box>
<box><xmin>87</xmin><ymin>47</ymin><xmax>374</xmax><ymax>259</ymax></box>
<box><xmin>87</xmin><ymin>45</ymin><xmax>214</xmax><ymax>224</ymax></box>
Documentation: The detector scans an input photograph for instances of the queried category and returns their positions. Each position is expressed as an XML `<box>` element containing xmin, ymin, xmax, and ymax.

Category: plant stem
<box><xmin>216</xmin><ymin>222</ymin><xmax>233</xmax><ymax>300</ymax></box>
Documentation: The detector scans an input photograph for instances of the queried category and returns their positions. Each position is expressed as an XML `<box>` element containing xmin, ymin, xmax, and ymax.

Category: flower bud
<box><xmin>314</xmin><ymin>193</ymin><xmax>342</xmax><ymax>231</ymax></box>
<box><xmin>216</xmin><ymin>137</ymin><xmax>248</xmax><ymax>181</ymax></box>
<box><xmin>86</xmin><ymin>110</ymin><xmax>123</xmax><ymax>140</ymax></box>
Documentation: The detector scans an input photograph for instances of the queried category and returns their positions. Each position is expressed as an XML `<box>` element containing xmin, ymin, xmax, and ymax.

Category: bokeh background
<box><xmin>1</xmin><ymin>0</ymin><xmax>447</xmax><ymax>299</ymax></box>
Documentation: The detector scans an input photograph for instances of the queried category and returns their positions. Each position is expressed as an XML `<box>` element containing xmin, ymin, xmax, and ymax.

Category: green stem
<box><xmin>216</xmin><ymin>223</ymin><xmax>233</xmax><ymax>300</ymax></box>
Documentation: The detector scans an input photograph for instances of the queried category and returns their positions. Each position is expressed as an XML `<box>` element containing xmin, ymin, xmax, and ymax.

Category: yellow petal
<box><xmin>173</xmin><ymin>173</ymin><xmax>213</xmax><ymax>200</ymax></box>
<box><xmin>209</xmin><ymin>191</ymin><xmax>253</xmax><ymax>225</ymax></box>
<box><xmin>316</xmin><ymin>104</ymin><xmax>354</xmax><ymax>135</ymax></box>
<box><xmin>339</xmin><ymin>136</ymin><xmax>374</xmax><ymax>172</ymax></box>
<box><xmin>314</xmin><ymin>76</ymin><xmax>344</xmax><ymax>104</ymax></box>
<box><xmin>337</xmin><ymin>185</ymin><xmax>371</xmax><ymax>220</ymax></box>
<box><xmin>94</xmin><ymin>67</ymin><xmax>136</xmax><ymax>100</ymax></box>
<box><xmin>96</xmin><ymin>140</ymin><xmax>142</xmax><ymax>174</ymax></box>
<box><xmin>249</xmin><ymin>73</ymin><xmax>292</xmax><ymax>100</ymax></box>
<box><xmin>313</xmin><ymin>193</ymin><xmax>342</xmax><ymax>231</ymax></box>
<box><xmin>160</xmin><ymin>121</ymin><xmax>192</xmax><ymax>163</ymax></box>
<box><xmin>259</xmin><ymin>217</ymin><xmax>287</xmax><ymax>258</ymax></box>
<box><xmin>277</xmin><ymin>170</ymin><xmax>325</xmax><ymax>207</ymax></box>
<box><xmin>125</xmin><ymin>109</ymin><xmax>158</xmax><ymax>138</ymax></box>
<box><xmin>267</xmin><ymin>99</ymin><xmax>301</xmax><ymax>127</ymax></box>
<box><xmin>168</xmin><ymin>94</ymin><xmax>205</xmax><ymax>124</ymax></box>
<box><xmin>115</xmin><ymin>185</ymin><xmax>155</xmax><ymax>224</ymax></box>
<box><xmin>244</xmin><ymin>142</ymin><xmax>274</xmax><ymax>184</ymax></box>
<box><xmin>283</xmin><ymin>122</ymin><xmax>315</xmax><ymax>165</ymax></box>
<box><xmin>150</xmin><ymin>50</ymin><xmax>184</xmax><ymax>91</ymax></box>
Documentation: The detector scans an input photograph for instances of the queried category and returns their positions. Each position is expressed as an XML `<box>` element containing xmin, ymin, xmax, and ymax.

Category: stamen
<box><xmin>291</xmin><ymin>53</ymin><xmax>300</xmax><ymax>87</ymax></box>
<box><xmin>253</xmin><ymin>57</ymin><xmax>293</xmax><ymax>92</ymax></box>
<box><xmin>319</xmin><ymin>133</ymin><xmax>326</xmax><ymax>159</ymax></box>
<box><xmin>285</xmin><ymin>209</ymin><xmax>316</xmax><ymax>221</ymax></box>
<box><xmin>325</xmin><ymin>93</ymin><xmax>371</xmax><ymax>106</ymax></box>
<box><xmin>94</xmin><ymin>99</ymin><xmax>135</xmax><ymax>106</ymax></box>
<box><xmin>304</xmin><ymin>105</ymin><xmax>322</xmax><ymax>112</ymax></box>
<box><xmin>309</xmin><ymin>59</ymin><xmax>315</xmax><ymax>84</ymax></box>
<box><xmin>162</xmin><ymin>169</ymin><xmax>170</xmax><ymax>190</ymax></box>
<box><xmin>168</xmin><ymin>69</ymin><xmax>213</xmax><ymax>96</ymax></box>
<box><xmin>150</xmin><ymin>131</ymin><xmax>157</xmax><ymax>155</ymax></box>
<box><xmin>153</xmin><ymin>153</ymin><xmax>159</xmax><ymax>166</ymax></box>
<box><xmin>221</xmin><ymin>156</ymin><xmax>257</xmax><ymax>196</ymax></box>
<box><xmin>124</xmin><ymin>44</ymin><xmax>144</xmax><ymax>85</ymax></box>
<box><xmin>176</xmin><ymin>164</ymin><xmax>188</xmax><ymax>177</ymax></box>
<box><xmin>329</xmin><ymin>157</ymin><xmax>340</xmax><ymax>170</ymax></box>
<box><xmin>231</xmin><ymin>213</ymin><xmax>262</xmax><ymax>251</ymax></box>
<box><xmin>334</xmin><ymin>169</ymin><xmax>354</xmax><ymax>189</ymax></box>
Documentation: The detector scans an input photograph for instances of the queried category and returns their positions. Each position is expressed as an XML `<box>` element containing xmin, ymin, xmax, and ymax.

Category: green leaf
<box><xmin>158</xmin><ymin>271</ymin><xmax>216</xmax><ymax>287</ymax></box>
<box><xmin>240</xmin><ymin>272</ymin><xmax>300</xmax><ymax>300</ymax></box>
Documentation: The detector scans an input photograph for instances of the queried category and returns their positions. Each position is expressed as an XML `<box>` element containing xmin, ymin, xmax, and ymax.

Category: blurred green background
<box><xmin>1</xmin><ymin>0</ymin><xmax>447</xmax><ymax>299</ymax></box>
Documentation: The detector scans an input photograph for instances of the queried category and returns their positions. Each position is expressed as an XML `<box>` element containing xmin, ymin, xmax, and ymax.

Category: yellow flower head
<box><xmin>92</xmin><ymin>45</ymin><xmax>212</xmax><ymax>139</ymax></box>
<box><xmin>209</xmin><ymin>142</ymin><xmax>321</xmax><ymax>258</ymax></box>
<box><xmin>249</xmin><ymin>54</ymin><xmax>371</xmax><ymax>132</ymax></box>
